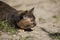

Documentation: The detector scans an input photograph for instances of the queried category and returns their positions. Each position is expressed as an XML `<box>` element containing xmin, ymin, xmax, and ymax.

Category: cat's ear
<box><xmin>18</xmin><ymin>10</ymin><xmax>28</xmax><ymax>15</ymax></box>
<box><xmin>29</xmin><ymin>7</ymin><xmax>34</xmax><ymax>13</ymax></box>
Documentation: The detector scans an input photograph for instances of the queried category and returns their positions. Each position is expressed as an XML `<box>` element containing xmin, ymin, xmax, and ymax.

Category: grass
<box><xmin>50</xmin><ymin>0</ymin><xmax>57</xmax><ymax>3</ymax></box>
<box><xmin>52</xmin><ymin>15</ymin><xmax>59</xmax><ymax>23</ymax></box>
<box><xmin>0</xmin><ymin>21</ymin><xmax>17</xmax><ymax>34</ymax></box>
<box><xmin>51</xmin><ymin>36</ymin><xmax>60</xmax><ymax>40</ymax></box>
<box><xmin>24</xmin><ymin>36</ymin><xmax>32</xmax><ymax>40</ymax></box>
<box><xmin>52</xmin><ymin>15</ymin><xmax>57</xmax><ymax>18</ymax></box>
<box><xmin>39</xmin><ymin>17</ymin><xmax>46</xmax><ymax>23</ymax></box>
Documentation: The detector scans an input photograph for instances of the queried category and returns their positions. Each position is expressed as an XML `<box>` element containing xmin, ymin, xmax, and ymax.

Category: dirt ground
<box><xmin>0</xmin><ymin>0</ymin><xmax>60</xmax><ymax>40</ymax></box>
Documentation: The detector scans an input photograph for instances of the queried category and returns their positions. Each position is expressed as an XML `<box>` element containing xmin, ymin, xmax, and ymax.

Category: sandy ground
<box><xmin>0</xmin><ymin>0</ymin><xmax>60</xmax><ymax>40</ymax></box>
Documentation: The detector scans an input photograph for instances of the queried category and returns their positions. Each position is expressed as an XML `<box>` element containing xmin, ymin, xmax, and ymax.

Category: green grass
<box><xmin>39</xmin><ymin>17</ymin><xmax>46</xmax><ymax>23</ymax></box>
<box><xmin>50</xmin><ymin>0</ymin><xmax>57</xmax><ymax>3</ymax></box>
<box><xmin>51</xmin><ymin>36</ymin><xmax>60</xmax><ymax>40</ymax></box>
<box><xmin>0</xmin><ymin>21</ymin><xmax>17</xmax><ymax>34</ymax></box>
<box><xmin>24</xmin><ymin>36</ymin><xmax>32</xmax><ymax>40</ymax></box>
<box><xmin>24</xmin><ymin>36</ymin><xmax>30</xmax><ymax>40</ymax></box>
<box><xmin>52</xmin><ymin>15</ymin><xmax>58</xmax><ymax>18</ymax></box>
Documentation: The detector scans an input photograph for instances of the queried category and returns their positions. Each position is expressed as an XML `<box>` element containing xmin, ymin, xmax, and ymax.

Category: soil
<box><xmin>0</xmin><ymin>0</ymin><xmax>60</xmax><ymax>40</ymax></box>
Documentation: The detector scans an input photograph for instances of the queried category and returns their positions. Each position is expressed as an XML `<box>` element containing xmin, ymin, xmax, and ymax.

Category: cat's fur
<box><xmin>0</xmin><ymin>1</ymin><xmax>36</xmax><ymax>30</ymax></box>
